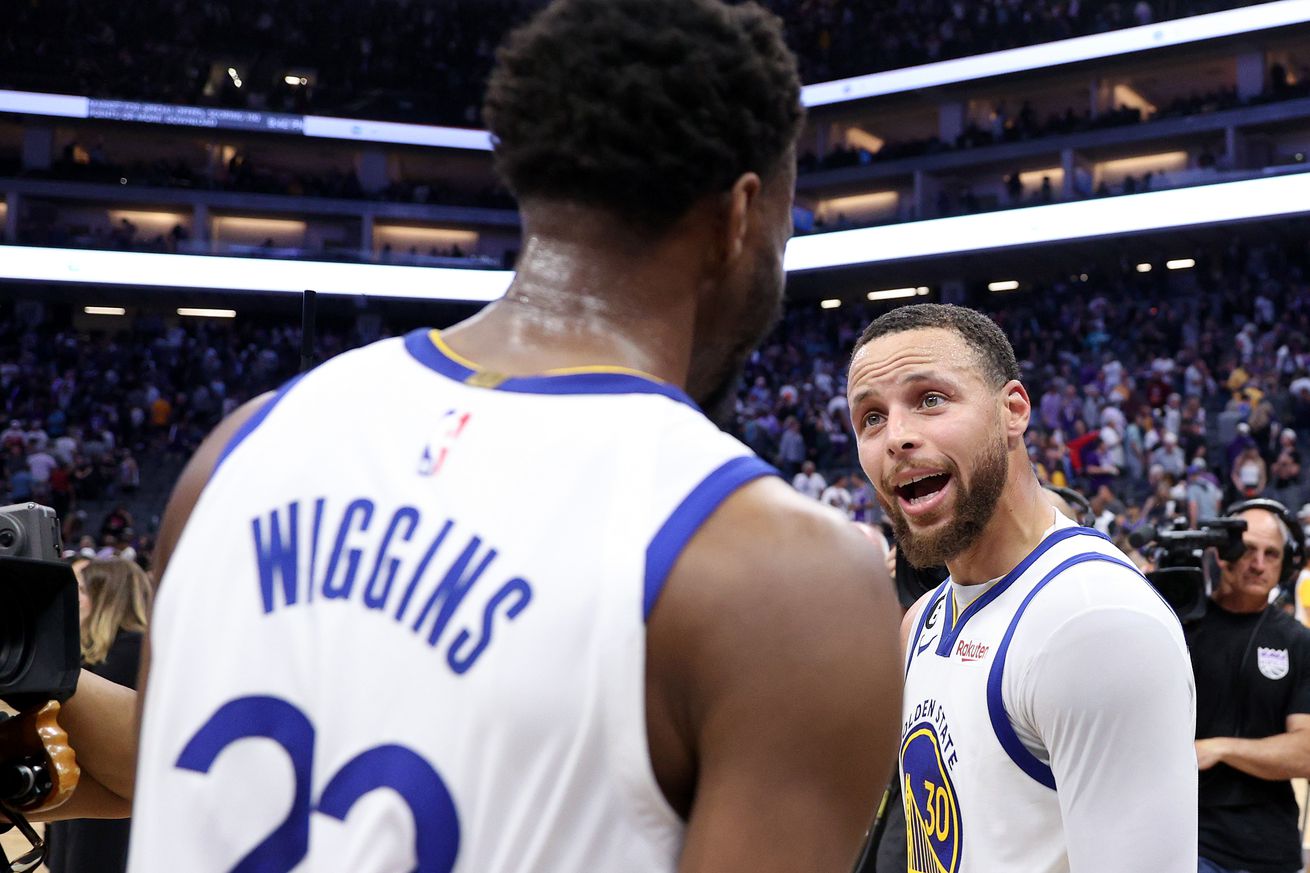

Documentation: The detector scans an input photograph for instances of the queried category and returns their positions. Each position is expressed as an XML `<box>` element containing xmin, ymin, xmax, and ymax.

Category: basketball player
<box><xmin>127</xmin><ymin>2</ymin><xmax>903</xmax><ymax>871</ymax></box>
<box><xmin>847</xmin><ymin>303</ymin><xmax>1197</xmax><ymax>872</ymax></box>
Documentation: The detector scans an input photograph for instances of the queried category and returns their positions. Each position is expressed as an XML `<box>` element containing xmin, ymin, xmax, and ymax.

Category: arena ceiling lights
<box><xmin>0</xmin><ymin>246</ymin><xmax>512</xmax><ymax>302</ymax></box>
<box><xmin>800</xmin><ymin>0</ymin><xmax>1310</xmax><ymax>107</ymax></box>
<box><xmin>782</xmin><ymin>172</ymin><xmax>1310</xmax><ymax>273</ymax></box>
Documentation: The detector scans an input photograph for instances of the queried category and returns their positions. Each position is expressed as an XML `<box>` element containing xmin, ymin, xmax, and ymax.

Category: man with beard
<box><xmin>847</xmin><ymin>303</ymin><xmax>1196</xmax><ymax>873</ymax></box>
<box><xmin>127</xmin><ymin>3</ymin><xmax>903</xmax><ymax>873</ymax></box>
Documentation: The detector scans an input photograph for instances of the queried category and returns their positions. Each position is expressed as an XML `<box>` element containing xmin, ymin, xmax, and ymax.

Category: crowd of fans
<box><xmin>0</xmin><ymin>308</ymin><xmax>394</xmax><ymax>563</ymax></box>
<box><xmin>0</xmin><ymin>0</ymin><xmax>1277</xmax><ymax>127</ymax></box>
<box><xmin>3</xmin><ymin>235</ymin><xmax>1310</xmax><ymax>572</ymax></box>
<box><xmin>734</xmin><ymin>236</ymin><xmax>1310</xmax><ymax>559</ymax></box>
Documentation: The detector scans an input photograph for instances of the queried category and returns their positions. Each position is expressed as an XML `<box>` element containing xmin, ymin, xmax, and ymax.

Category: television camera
<box><xmin>1128</xmin><ymin>515</ymin><xmax>1248</xmax><ymax>623</ymax></box>
<box><xmin>0</xmin><ymin>502</ymin><xmax>84</xmax><ymax>830</ymax></box>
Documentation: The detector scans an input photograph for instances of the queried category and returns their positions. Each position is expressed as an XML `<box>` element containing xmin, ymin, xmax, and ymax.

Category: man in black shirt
<box><xmin>1188</xmin><ymin>500</ymin><xmax>1310</xmax><ymax>873</ymax></box>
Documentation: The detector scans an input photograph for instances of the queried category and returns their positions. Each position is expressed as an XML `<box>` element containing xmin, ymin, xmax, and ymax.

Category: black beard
<box><xmin>886</xmin><ymin>431</ymin><xmax>1009</xmax><ymax>570</ymax></box>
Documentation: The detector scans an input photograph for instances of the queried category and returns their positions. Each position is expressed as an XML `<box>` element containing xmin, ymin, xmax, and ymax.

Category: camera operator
<box><xmin>1187</xmin><ymin>499</ymin><xmax>1310</xmax><ymax>873</ymax></box>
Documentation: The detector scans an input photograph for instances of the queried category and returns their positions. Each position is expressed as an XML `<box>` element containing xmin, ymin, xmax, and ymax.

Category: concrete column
<box><xmin>191</xmin><ymin>203</ymin><xmax>210</xmax><ymax>251</ymax></box>
<box><xmin>913</xmin><ymin>170</ymin><xmax>939</xmax><ymax>220</ymax></box>
<box><xmin>355</xmin><ymin>149</ymin><xmax>389</xmax><ymax>195</ymax></box>
<box><xmin>1225</xmin><ymin>126</ymin><xmax>1245</xmax><ymax>170</ymax></box>
<box><xmin>1061</xmin><ymin>148</ymin><xmax>1094</xmax><ymax>199</ymax></box>
<box><xmin>4</xmin><ymin>192</ymin><xmax>19</xmax><ymax>243</ymax></box>
<box><xmin>938</xmin><ymin>102</ymin><xmax>965</xmax><ymax>145</ymax></box>
<box><xmin>361</xmin><ymin>212</ymin><xmax>375</xmax><ymax>259</ymax></box>
<box><xmin>1236</xmin><ymin>50</ymin><xmax>1266</xmax><ymax>101</ymax></box>
<box><xmin>21</xmin><ymin>125</ymin><xmax>54</xmax><ymax>171</ymax></box>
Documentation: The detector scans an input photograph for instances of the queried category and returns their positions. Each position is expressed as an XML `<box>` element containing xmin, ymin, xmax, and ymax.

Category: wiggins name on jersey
<box><xmin>129</xmin><ymin>328</ymin><xmax>779</xmax><ymax>873</ymax></box>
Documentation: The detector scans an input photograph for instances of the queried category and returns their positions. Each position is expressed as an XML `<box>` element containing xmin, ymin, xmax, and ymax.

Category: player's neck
<box><xmin>442</xmin><ymin>224</ymin><xmax>700</xmax><ymax>384</ymax></box>
<box><xmin>946</xmin><ymin>471</ymin><xmax>1053</xmax><ymax>586</ymax></box>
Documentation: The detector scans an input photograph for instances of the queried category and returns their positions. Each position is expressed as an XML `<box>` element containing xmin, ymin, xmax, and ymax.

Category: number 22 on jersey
<box><xmin>176</xmin><ymin>695</ymin><xmax>460</xmax><ymax>873</ymax></box>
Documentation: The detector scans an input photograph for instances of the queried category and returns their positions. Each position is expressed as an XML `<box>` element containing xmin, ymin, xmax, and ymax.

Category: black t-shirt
<box><xmin>1186</xmin><ymin>600</ymin><xmax>1310</xmax><ymax>873</ymax></box>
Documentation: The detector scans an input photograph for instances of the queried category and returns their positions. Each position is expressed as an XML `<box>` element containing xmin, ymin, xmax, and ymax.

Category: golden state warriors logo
<box><xmin>901</xmin><ymin>721</ymin><xmax>962</xmax><ymax>873</ymax></box>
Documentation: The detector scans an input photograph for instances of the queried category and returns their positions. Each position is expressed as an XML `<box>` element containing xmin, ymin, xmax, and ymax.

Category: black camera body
<box><xmin>0</xmin><ymin>504</ymin><xmax>80</xmax><ymax>708</ymax></box>
<box><xmin>1129</xmin><ymin>516</ymin><xmax>1247</xmax><ymax>623</ymax></box>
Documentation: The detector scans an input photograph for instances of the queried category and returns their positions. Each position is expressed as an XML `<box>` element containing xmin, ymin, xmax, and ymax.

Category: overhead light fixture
<box><xmin>0</xmin><ymin>245</ymin><xmax>512</xmax><ymax>302</ymax></box>
<box><xmin>84</xmin><ymin>306</ymin><xmax>125</xmax><ymax>316</ymax></box>
<box><xmin>867</xmin><ymin>286</ymin><xmax>928</xmax><ymax>302</ymax></box>
<box><xmin>988</xmin><ymin>280</ymin><xmax>1020</xmax><ymax>292</ymax></box>
<box><xmin>177</xmin><ymin>307</ymin><xmax>236</xmax><ymax>318</ymax></box>
<box><xmin>1166</xmin><ymin>258</ymin><xmax>1196</xmax><ymax>270</ymax></box>
<box><xmin>820</xmin><ymin>298</ymin><xmax>842</xmax><ymax>309</ymax></box>
<box><xmin>284</xmin><ymin>75</ymin><xmax>300</xmax><ymax>86</ymax></box>
<box><xmin>1136</xmin><ymin>263</ymin><xmax>1152</xmax><ymax>272</ymax></box>
<box><xmin>783</xmin><ymin>173</ymin><xmax>1310</xmax><ymax>274</ymax></box>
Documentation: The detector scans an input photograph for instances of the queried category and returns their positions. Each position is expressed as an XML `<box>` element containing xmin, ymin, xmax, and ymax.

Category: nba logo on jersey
<box><xmin>902</xmin><ymin>720</ymin><xmax>963</xmax><ymax>873</ymax></box>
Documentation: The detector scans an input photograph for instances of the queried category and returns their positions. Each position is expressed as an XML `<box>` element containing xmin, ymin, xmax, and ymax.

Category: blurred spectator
<box><xmin>45</xmin><ymin>556</ymin><xmax>152</xmax><ymax>873</ymax></box>
<box><xmin>821</xmin><ymin>474</ymin><xmax>855</xmax><ymax>519</ymax></box>
<box><xmin>793</xmin><ymin>460</ymin><xmax>827</xmax><ymax>501</ymax></box>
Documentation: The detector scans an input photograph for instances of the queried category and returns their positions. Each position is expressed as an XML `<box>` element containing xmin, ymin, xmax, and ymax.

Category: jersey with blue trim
<box><xmin>899</xmin><ymin>512</ymin><xmax>1197</xmax><ymax>873</ymax></box>
<box><xmin>129</xmin><ymin>329</ymin><xmax>777</xmax><ymax>873</ymax></box>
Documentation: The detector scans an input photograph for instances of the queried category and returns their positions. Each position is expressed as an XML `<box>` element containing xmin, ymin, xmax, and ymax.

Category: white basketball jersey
<box><xmin>129</xmin><ymin>329</ymin><xmax>777</xmax><ymax>873</ymax></box>
<box><xmin>899</xmin><ymin>516</ymin><xmax>1195</xmax><ymax>873</ymax></box>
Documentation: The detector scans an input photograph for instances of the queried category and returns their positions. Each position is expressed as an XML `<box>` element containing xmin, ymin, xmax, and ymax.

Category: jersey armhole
<box><xmin>985</xmin><ymin>551</ymin><xmax>1143</xmax><ymax>791</ymax></box>
<box><xmin>642</xmin><ymin>456</ymin><xmax>778</xmax><ymax>622</ymax></box>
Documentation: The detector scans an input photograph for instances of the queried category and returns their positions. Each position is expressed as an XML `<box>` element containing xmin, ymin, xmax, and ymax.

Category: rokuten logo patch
<box><xmin>901</xmin><ymin>721</ymin><xmax>963</xmax><ymax>873</ymax></box>
<box><xmin>1258</xmin><ymin>647</ymin><xmax>1289</xmax><ymax>680</ymax></box>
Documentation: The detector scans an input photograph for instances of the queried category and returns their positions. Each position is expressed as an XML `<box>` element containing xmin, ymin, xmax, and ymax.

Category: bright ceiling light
<box><xmin>1136</xmin><ymin>263</ymin><xmax>1152</xmax><ymax>272</ymax></box>
<box><xmin>84</xmin><ymin>306</ymin><xmax>125</xmax><ymax>316</ymax></box>
<box><xmin>177</xmin><ymin>308</ymin><xmax>236</xmax><ymax>318</ymax></box>
<box><xmin>1166</xmin><ymin>258</ymin><xmax>1196</xmax><ymax>270</ymax></box>
<box><xmin>868</xmin><ymin>287</ymin><xmax>922</xmax><ymax>301</ymax></box>
<box><xmin>820</xmin><ymin>299</ymin><xmax>842</xmax><ymax>309</ymax></box>
<box><xmin>988</xmin><ymin>280</ymin><xmax>1020</xmax><ymax>292</ymax></box>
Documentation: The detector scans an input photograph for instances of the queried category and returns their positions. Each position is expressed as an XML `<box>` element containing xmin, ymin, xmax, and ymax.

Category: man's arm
<box><xmin>1029</xmin><ymin>600</ymin><xmax>1197</xmax><ymax>873</ymax></box>
<box><xmin>1196</xmin><ymin>715</ymin><xmax>1310</xmax><ymax>779</ymax></box>
<box><xmin>647</xmin><ymin>478</ymin><xmax>902</xmax><ymax>873</ymax></box>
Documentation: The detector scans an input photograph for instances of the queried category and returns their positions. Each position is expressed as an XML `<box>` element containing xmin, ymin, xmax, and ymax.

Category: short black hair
<box><xmin>483</xmin><ymin>0</ymin><xmax>803</xmax><ymax>233</ymax></box>
<box><xmin>852</xmin><ymin>304</ymin><xmax>1020</xmax><ymax>389</ymax></box>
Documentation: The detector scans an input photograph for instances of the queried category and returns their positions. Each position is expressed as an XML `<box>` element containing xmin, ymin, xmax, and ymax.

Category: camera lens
<box><xmin>0</xmin><ymin>528</ymin><xmax>14</xmax><ymax>551</ymax></box>
<box><xmin>0</xmin><ymin>602</ymin><xmax>31</xmax><ymax>685</ymax></box>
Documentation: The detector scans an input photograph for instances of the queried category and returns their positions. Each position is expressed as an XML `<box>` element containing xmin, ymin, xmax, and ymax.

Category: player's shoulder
<box><xmin>1017</xmin><ymin>533</ymin><xmax>1185</xmax><ymax>643</ymax></box>
<box><xmin>674</xmin><ymin>475</ymin><xmax>886</xmax><ymax>601</ymax></box>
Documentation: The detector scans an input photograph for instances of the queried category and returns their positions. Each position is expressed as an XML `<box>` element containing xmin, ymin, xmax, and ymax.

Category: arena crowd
<box><xmin>0</xmin><ymin>0</ymin><xmax>1276</xmax><ymax>126</ymax></box>
<box><xmin>1</xmin><ymin>236</ymin><xmax>1307</xmax><ymax>575</ymax></box>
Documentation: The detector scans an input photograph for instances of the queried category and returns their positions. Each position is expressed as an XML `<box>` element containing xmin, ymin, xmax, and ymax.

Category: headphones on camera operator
<box><xmin>1222</xmin><ymin>497</ymin><xmax>1305</xmax><ymax>607</ymax></box>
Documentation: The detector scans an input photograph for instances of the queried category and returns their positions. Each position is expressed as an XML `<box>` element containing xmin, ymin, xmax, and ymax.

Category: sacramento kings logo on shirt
<box><xmin>1258</xmin><ymin>646</ymin><xmax>1290</xmax><ymax>680</ymax></box>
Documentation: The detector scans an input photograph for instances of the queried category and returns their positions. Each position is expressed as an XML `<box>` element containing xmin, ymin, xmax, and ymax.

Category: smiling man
<box><xmin>847</xmin><ymin>303</ymin><xmax>1197</xmax><ymax>873</ymax></box>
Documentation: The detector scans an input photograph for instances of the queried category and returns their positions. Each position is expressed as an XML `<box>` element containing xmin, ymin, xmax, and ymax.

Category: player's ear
<box><xmin>1002</xmin><ymin>379</ymin><xmax>1031</xmax><ymax>438</ymax></box>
